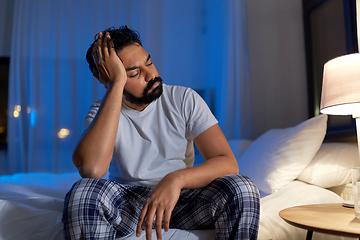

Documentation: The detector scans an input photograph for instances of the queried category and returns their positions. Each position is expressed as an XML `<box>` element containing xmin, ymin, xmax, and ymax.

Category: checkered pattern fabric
<box><xmin>63</xmin><ymin>174</ymin><xmax>260</xmax><ymax>240</ymax></box>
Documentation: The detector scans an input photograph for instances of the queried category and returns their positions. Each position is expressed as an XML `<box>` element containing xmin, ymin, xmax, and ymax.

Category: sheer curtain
<box><xmin>7</xmin><ymin>0</ymin><xmax>251</xmax><ymax>174</ymax></box>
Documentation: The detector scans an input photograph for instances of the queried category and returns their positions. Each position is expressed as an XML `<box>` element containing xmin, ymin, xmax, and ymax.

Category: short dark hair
<box><xmin>86</xmin><ymin>25</ymin><xmax>142</xmax><ymax>73</ymax></box>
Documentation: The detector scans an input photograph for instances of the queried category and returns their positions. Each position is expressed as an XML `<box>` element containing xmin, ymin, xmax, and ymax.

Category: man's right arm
<box><xmin>72</xmin><ymin>32</ymin><xmax>127</xmax><ymax>179</ymax></box>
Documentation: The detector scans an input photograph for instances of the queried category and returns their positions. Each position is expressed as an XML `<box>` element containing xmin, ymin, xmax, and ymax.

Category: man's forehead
<box><xmin>117</xmin><ymin>44</ymin><xmax>149</xmax><ymax>68</ymax></box>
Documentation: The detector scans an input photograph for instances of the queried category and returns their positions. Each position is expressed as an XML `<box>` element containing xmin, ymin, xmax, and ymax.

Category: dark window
<box><xmin>0</xmin><ymin>57</ymin><xmax>9</xmax><ymax>149</ymax></box>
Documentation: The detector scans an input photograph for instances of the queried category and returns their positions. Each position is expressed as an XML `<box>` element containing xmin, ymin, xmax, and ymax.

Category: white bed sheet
<box><xmin>0</xmin><ymin>172</ymin><xmax>357</xmax><ymax>240</ymax></box>
<box><xmin>0</xmin><ymin>172</ymin><xmax>214</xmax><ymax>240</ymax></box>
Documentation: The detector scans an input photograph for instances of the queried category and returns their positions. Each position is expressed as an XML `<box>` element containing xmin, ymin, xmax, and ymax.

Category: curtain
<box><xmin>7</xmin><ymin>0</ymin><xmax>251</xmax><ymax>174</ymax></box>
<box><xmin>219</xmin><ymin>0</ymin><xmax>251</xmax><ymax>139</ymax></box>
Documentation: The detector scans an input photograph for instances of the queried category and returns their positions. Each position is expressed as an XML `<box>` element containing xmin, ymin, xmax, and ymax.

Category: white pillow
<box><xmin>297</xmin><ymin>142</ymin><xmax>359</xmax><ymax>188</ymax></box>
<box><xmin>238</xmin><ymin>114</ymin><xmax>327</xmax><ymax>194</ymax></box>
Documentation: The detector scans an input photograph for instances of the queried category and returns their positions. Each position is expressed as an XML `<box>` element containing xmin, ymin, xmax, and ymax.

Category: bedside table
<box><xmin>279</xmin><ymin>203</ymin><xmax>360</xmax><ymax>240</ymax></box>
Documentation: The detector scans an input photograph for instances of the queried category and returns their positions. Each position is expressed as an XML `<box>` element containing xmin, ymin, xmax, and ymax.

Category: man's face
<box><xmin>117</xmin><ymin>43</ymin><xmax>163</xmax><ymax>110</ymax></box>
<box><xmin>122</xmin><ymin>76</ymin><xmax>163</xmax><ymax>106</ymax></box>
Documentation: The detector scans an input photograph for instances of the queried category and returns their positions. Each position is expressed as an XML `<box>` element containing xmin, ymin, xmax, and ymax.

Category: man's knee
<box><xmin>62</xmin><ymin>178</ymin><xmax>119</xmax><ymax>239</ymax></box>
<box><xmin>66</xmin><ymin>178</ymin><xmax>103</xmax><ymax>198</ymax></box>
<box><xmin>63</xmin><ymin>178</ymin><xmax>112</xmax><ymax>214</ymax></box>
<box><xmin>213</xmin><ymin>174</ymin><xmax>260</xmax><ymax>203</ymax></box>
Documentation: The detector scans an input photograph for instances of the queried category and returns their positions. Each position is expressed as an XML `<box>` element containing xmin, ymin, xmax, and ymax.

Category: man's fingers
<box><xmin>92</xmin><ymin>41</ymin><xmax>99</xmax><ymax>65</ymax></box>
<box><xmin>102</xmin><ymin>32</ymin><xmax>110</xmax><ymax>57</ymax></box>
<box><xmin>145</xmin><ymin>201</ymin><xmax>157</xmax><ymax>240</ymax></box>
<box><xmin>136</xmin><ymin>204</ymin><xmax>148</xmax><ymax>237</ymax></box>
<box><xmin>155</xmin><ymin>208</ymin><xmax>165</xmax><ymax>240</ymax></box>
<box><xmin>106</xmin><ymin>34</ymin><xmax>117</xmax><ymax>56</ymax></box>
<box><xmin>97</xmin><ymin>32</ymin><xmax>103</xmax><ymax>60</ymax></box>
<box><xmin>163</xmin><ymin>210</ymin><xmax>171</xmax><ymax>232</ymax></box>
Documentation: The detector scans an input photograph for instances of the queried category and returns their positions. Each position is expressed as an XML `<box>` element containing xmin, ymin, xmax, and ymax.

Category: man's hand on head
<box><xmin>136</xmin><ymin>173</ymin><xmax>182</xmax><ymax>240</ymax></box>
<box><xmin>92</xmin><ymin>32</ymin><xmax>127</xmax><ymax>88</ymax></box>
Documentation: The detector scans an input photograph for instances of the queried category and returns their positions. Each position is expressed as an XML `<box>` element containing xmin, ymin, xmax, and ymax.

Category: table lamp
<box><xmin>320</xmin><ymin>53</ymin><xmax>360</xmax><ymax>217</ymax></box>
<box><xmin>321</xmin><ymin>53</ymin><xmax>360</xmax><ymax>148</ymax></box>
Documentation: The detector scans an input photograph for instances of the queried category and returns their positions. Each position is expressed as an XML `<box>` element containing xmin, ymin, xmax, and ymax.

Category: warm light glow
<box><xmin>27</xmin><ymin>107</ymin><xmax>31</xmax><ymax>114</ymax></box>
<box><xmin>15</xmin><ymin>105</ymin><xmax>21</xmax><ymax>112</ymax></box>
<box><xmin>13</xmin><ymin>110</ymin><xmax>19</xmax><ymax>118</ymax></box>
<box><xmin>0</xmin><ymin>126</ymin><xmax>4</xmax><ymax>134</ymax></box>
<box><xmin>13</xmin><ymin>105</ymin><xmax>21</xmax><ymax>118</ymax></box>
<box><xmin>320</xmin><ymin>53</ymin><xmax>360</xmax><ymax>117</ymax></box>
<box><xmin>58</xmin><ymin>128</ymin><xmax>70</xmax><ymax>138</ymax></box>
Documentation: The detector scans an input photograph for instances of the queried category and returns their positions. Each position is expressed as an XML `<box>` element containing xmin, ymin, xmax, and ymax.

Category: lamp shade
<box><xmin>320</xmin><ymin>53</ymin><xmax>360</xmax><ymax>117</ymax></box>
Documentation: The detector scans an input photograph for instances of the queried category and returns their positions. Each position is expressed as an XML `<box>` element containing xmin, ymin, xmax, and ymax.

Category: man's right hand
<box><xmin>92</xmin><ymin>32</ymin><xmax>127</xmax><ymax>88</ymax></box>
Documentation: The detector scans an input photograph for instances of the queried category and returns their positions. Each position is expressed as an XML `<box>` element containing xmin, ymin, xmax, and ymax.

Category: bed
<box><xmin>0</xmin><ymin>114</ymin><xmax>359</xmax><ymax>240</ymax></box>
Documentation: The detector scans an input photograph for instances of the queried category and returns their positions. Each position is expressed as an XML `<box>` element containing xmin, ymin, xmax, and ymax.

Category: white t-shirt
<box><xmin>84</xmin><ymin>84</ymin><xmax>218</xmax><ymax>187</ymax></box>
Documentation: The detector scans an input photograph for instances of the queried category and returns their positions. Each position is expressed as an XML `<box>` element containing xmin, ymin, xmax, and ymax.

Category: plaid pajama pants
<box><xmin>62</xmin><ymin>174</ymin><xmax>260</xmax><ymax>240</ymax></box>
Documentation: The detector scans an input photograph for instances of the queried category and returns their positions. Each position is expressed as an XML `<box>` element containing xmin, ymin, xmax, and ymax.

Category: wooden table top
<box><xmin>279</xmin><ymin>203</ymin><xmax>360</xmax><ymax>238</ymax></box>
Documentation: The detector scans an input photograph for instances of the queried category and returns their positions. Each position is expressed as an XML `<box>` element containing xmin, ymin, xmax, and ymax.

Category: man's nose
<box><xmin>144</xmin><ymin>69</ymin><xmax>156</xmax><ymax>82</ymax></box>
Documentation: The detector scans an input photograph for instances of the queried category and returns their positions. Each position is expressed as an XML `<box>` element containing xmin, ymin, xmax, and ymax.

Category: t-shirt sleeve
<box><xmin>182</xmin><ymin>89</ymin><xmax>218</xmax><ymax>140</ymax></box>
<box><xmin>83</xmin><ymin>100</ymin><xmax>102</xmax><ymax>131</ymax></box>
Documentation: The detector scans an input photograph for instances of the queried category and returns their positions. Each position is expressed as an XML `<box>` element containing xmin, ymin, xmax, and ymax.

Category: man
<box><xmin>63</xmin><ymin>26</ymin><xmax>260</xmax><ymax>240</ymax></box>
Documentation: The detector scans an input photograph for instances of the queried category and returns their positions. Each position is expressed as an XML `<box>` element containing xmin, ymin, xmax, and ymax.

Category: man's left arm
<box><xmin>136</xmin><ymin>123</ymin><xmax>238</xmax><ymax>240</ymax></box>
<box><xmin>169</xmin><ymin>123</ymin><xmax>239</xmax><ymax>188</ymax></box>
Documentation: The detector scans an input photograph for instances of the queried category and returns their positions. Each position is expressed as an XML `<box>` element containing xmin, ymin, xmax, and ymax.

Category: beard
<box><xmin>123</xmin><ymin>76</ymin><xmax>163</xmax><ymax>106</ymax></box>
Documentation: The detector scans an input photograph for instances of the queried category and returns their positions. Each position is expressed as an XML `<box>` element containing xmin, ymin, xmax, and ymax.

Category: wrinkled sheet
<box><xmin>0</xmin><ymin>172</ymin><xmax>356</xmax><ymax>240</ymax></box>
<box><xmin>0</xmin><ymin>172</ymin><xmax>215</xmax><ymax>240</ymax></box>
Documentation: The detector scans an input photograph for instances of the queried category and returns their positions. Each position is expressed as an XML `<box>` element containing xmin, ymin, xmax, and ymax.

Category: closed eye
<box><xmin>129</xmin><ymin>72</ymin><xmax>139</xmax><ymax>78</ymax></box>
<box><xmin>146</xmin><ymin>54</ymin><xmax>153</xmax><ymax>67</ymax></box>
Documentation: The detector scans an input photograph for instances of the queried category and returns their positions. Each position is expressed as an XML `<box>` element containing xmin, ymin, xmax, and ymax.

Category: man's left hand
<box><xmin>136</xmin><ymin>173</ymin><xmax>182</xmax><ymax>240</ymax></box>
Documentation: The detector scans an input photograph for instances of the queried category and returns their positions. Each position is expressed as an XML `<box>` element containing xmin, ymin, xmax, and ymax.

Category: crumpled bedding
<box><xmin>0</xmin><ymin>172</ymin><xmax>356</xmax><ymax>240</ymax></box>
